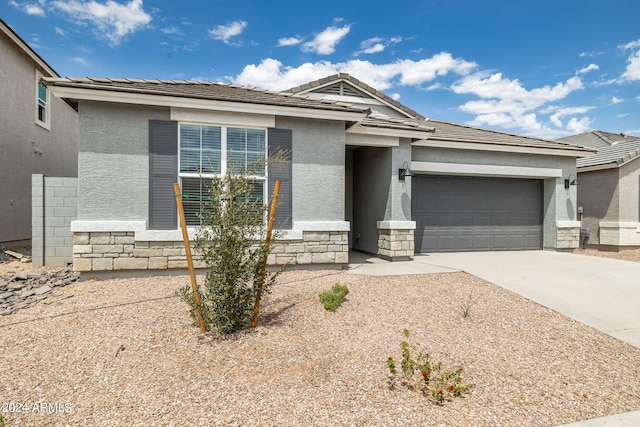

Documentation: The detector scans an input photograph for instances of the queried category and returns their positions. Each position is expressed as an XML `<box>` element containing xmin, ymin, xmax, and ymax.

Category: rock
<box><xmin>15</xmin><ymin>273</ymin><xmax>28</xmax><ymax>280</ymax></box>
<box><xmin>0</xmin><ymin>291</ymin><xmax>14</xmax><ymax>299</ymax></box>
<box><xmin>7</xmin><ymin>282</ymin><xmax>24</xmax><ymax>291</ymax></box>
<box><xmin>0</xmin><ymin>309</ymin><xmax>14</xmax><ymax>316</ymax></box>
<box><xmin>34</xmin><ymin>285</ymin><xmax>52</xmax><ymax>295</ymax></box>
<box><xmin>19</xmin><ymin>289</ymin><xmax>36</xmax><ymax>298</ymax></box>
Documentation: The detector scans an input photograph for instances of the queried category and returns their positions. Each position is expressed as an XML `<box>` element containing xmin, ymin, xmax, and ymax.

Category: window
<box><xmin>178</xmin><ymin>123</ymin><xmax>266</xmax><ymax>225</ymax></box>
<box><xmin>35</xmin><ymin>73</ymin><xmax>50</xmax><ymax>128</ymax></box>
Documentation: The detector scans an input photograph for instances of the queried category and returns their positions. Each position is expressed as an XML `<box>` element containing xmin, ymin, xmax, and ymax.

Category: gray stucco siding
<box><xmin>619</xmin><ymin>161</ymin><xmax>639</xmax><ymax>222</ymax></box>
<box><xmin>275</xmin><ymin>117</ymin><xmax>345</xmax><ymax>222</ymax></box>
<box><xmin>577</xmin><ymin>168</ymin><xmax>620</xmax><ymax>245</ymax></box>
<box><xmin>0</xmin><ymin>31</ymin><xmax>78</xmax><ymax>242</ymax></box>
<box><xmin>77</xmin><ymin>101</ymin><xmax>170</xmax><ymax>221</ymax></box>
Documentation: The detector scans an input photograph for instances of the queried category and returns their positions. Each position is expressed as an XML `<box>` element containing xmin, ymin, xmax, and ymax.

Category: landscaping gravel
<box><xmin>1</xmin><ymin>266</ymin><xmax>640</xmax><ymax>427</ymax></box>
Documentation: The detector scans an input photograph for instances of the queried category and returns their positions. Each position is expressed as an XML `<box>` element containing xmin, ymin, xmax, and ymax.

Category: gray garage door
<box><xmin>413</xmin><ymin>175</ymin><xmax>542</xmax><ymax>252</ymax></box>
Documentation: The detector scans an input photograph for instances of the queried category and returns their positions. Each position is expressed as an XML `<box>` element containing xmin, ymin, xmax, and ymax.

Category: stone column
<box><xmin>377</xmin><ymin>221</ymin><xmax>416</xmax><ymax>261</ymax></box>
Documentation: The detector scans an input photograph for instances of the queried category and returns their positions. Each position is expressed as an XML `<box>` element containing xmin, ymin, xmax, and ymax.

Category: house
<box><xmin>0</xmin><ymin>19</ymin><xmax>78</xmax><ymax>249</ymax></box>
<box><xmin>43</xmin><ymin>73</ymin><xmax>593</xmax><ymax>272</ymax></box>
<box><xmin>560</xmin><ymin>131</ymin><xmax>640</xmax><ymax>248</ymax></box>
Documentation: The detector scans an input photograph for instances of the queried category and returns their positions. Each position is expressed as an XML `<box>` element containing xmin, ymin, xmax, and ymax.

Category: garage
<box><xmin>412</xmin><ymin>175</ymin><xmax>542</xmax><ymax>252</ymax></box>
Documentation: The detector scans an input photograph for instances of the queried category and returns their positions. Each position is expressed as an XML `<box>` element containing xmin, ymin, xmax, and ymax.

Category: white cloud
<box><xmin>577</xmin><ymin>64</ymin><xmax>599</xmax><ymax>75</ymax></box>
<box><xmin>161</xmin><ymin>26</ymin><xmax>183</xmax><ymax>37</ymax></box>
<box><xmin>73</xmin><ymin>56</ymin><xmax>90</xmax><ymax>65</ymax></box>
<box><xmin>208</xmin><ymin>20</ymin><xmax>247</xmax><ymax>46</ymax></box>
<box><xmin>566</xmin><ymin>117</ymin><xmax>592</xmax><ymax>134</ymax></box>
<box><xmin>278</xmin><ymin>37</ymin><xmax>302</xmax><ymax>47</ymax></box>
<box><xmin>229</xmin><ymin>53</ymin><xmax>477</xmax><ymax>92</ymax></box>
<box><xmin>611</xmin><ymin>96</ymin><xmax>624</xmax><ymax>104</ymax></box>
<box><xmin>548</xmin><ymin>106</ymin><xmax>595</xmax><ymax>128</ymax></box>
<box><xmin>302</xmin><ymin>24</ymin><xmax>351</xmax><ymax>55</ymax></box>
<box><xmin>621</xmin><ymin>50</ymin><xmax>640</xmax><ymax>81</ymax></box>
<box><xmin>52</xmin><ymin>0</ymin><xmax>151</xmax><ymax>46</ymax></box>
<box><xmin>10</xmin><ymin>0</ymin><xmax>45</xmax><ymax>16</ymax></box>
<box><xmin>622</xmin><ymin>39</ymin><xmax>640</xmax><ymax>50</ymax></box>
<box><xmin>390</xmin><ymin>93</ymin><xmax>401</xmax><ymax>100</ymax></box>
<box><xmin>452</xmin><ymin>73</ymin><xmax>585</xmax><ymax>136</ymax></box>
<box><xmin>354</xmin><ymin>36</ymin><xmax>403</xmax><ymax>56</ymax></box>
<box><xmin>617</xmin><ymin>113</ymin><xmax>629</xmax><ymax>119</ymax></box>
<box><xmin>55</xmin><ymin>27</ymin><xmax>65</xmax><ymax>36</ymax></box>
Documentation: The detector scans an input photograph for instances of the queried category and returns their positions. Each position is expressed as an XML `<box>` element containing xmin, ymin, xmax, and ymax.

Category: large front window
<box><xmin>179</xmin><ymin>123</ymin><xmax>266</xmax><ymax>225</ymax></box>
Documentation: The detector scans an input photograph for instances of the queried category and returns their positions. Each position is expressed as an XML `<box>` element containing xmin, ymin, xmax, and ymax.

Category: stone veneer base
<box><xmin>73</xmin><ymin>230</ymin><xmax>349</xmax><ymax>272</ymax></box>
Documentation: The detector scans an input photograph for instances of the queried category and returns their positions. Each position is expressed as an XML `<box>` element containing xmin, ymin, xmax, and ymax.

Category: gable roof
<box><xmin>0</xmin><ymin>18</ymin><xmax>58</xmax><ymax>77</ymax></box>
<box><xmin>44</xmin><ymin>77</ymin><xmax>370</xmax><ymax>120</ymax></box>
<box><xmin>284</xmin><ymin>73</ymin><xmax>425</xmax><ymax>120</ymax></box>
<box><xmin>559</xmin><ymin>130</ymin><xmax>634</xmax><ymax>149</ymax></box>
<box><xmin>577</xmin><ymin>137</ymin><xmax>640</xmax><ymax>170</ymax></box>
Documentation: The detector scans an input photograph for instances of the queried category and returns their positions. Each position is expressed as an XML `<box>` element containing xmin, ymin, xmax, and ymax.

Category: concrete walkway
<box><xmin>347</xmin><ymin>250</ymin><xmax>640</xmax><ymax>426</ymax></box>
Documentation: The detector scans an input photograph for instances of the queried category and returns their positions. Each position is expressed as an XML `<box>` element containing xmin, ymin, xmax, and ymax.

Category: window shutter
<box><xmin>149</xmin><ymin>120</ymin><xmax>178</xmax><ymax>230</ymax></box>
<box><xmin>268</xmin><ymin>128</ymin><xmax>292</xmax><ymax>230</ymax></box>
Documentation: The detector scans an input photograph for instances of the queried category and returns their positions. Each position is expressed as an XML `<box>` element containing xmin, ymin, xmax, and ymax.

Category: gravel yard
<box><xmin>2</xmin><ymin>262</ymin><xmax>640</xmax><ymax>427</ymax></box>
<box><xmin>574</xmin><ymin>247</ymin><xmax>640</xmax><ymax>263</ymax></box>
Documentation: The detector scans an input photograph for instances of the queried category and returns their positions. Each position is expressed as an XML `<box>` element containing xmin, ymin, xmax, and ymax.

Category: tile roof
<box><xmin>425</xmin><ymin>118</ymin><xmax>595</xmax><ymax>153</ymax></box>
<box><xmin>284</xmin><ymin>73</ymin><xmax>426</xmax><ymax>120</ymax></box>
<box><xmin>559</xmin><ymin>130</ymin><xmax>634</xmax><ymax>149</ymax></box>
<box><xmin>43</xmin><ymin>77</ymin><xmax>370</xmax><ymax>114</ymax></box>
<box><xmin>358</xmin><ymin>113</ymin><xmax>435</xmax><ymax>132</ymax></box>
<box><xmin>577</xmin><ymin>137</ymin><xmax>640</xmax><ymax>169</ymax></box>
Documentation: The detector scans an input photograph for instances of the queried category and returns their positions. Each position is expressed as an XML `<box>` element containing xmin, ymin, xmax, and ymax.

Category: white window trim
<box><xmin>35</xmin><ymin>71</ymin><xmax>51</xmax><ymax>130</ymax></box>
<box><xmin>177</xmin><ymin>122</ymin><xmax>269</xmax><ymax>226</ymax></box>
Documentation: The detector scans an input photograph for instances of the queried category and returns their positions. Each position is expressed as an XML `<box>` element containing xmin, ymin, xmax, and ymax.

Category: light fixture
<box><xmin>399</xmin><ymin>161</ymin><xmax>415</xmax><ymax>180</ymax></box>
<box><xmin>564</xmin><ymin>174</ymin><xmax>579</xmax><ymax>189</ymax></box>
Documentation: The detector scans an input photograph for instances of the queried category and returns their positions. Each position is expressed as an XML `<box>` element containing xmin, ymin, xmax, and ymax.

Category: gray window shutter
<box><xmin>149</xmin><ymin>120</ymin><xmax>178</xmax><ymax>230</ymax></box>
<box><xmin>268</xmin><ymin>128</ymin><xmax>292</xmax><ymax>230</ymax></box>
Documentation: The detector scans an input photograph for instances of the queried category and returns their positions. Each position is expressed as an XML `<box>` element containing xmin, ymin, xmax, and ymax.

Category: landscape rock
<box><xmin>0</xmin><ymin>269</ymin><xmax>80</xmax><ymax>315</ymax></box>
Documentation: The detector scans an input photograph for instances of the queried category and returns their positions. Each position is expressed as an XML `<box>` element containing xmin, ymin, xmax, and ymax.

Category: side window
<box><xmin>35</xmin><ymin>73</ymin><xmax>50</xmax><ymax>129</ymax></box>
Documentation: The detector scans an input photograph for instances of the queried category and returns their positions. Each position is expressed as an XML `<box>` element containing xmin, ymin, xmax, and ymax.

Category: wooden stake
<box><xmin>174</xmin><ymin>183</ymin><xmax>207</xmax><ymax>334</ymax></box>
<box><xmin>251</xmin><ymin>180</ymin><xmax>280</xmax><ymax>328</ymax></box>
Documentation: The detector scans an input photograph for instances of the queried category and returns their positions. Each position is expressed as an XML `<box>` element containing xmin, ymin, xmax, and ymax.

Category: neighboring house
<box><xmin>0</xmin><ymin>18</ymin><xmax>78</xmax><ymax>244</ymax></box>
<box><xmin>560</xmin><ymin>131</ymin><xmax>640</xmax><ymax>248</ymax></box>
<box><xmin>44</xmin><ymin>73</ymin><xmax>593</xmax><ymax>273</ymax></box>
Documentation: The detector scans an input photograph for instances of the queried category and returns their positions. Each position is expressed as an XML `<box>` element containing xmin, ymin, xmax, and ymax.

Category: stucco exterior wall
<box><xmin>576</xmin><ymin>167</ymin><xmax>619</xmax><ymax>246</ymax></box>
<box><xmin>275</xmin><ymin>117</ymin><xmax>345</xmax><ymax>222</ymax></box>
<box><xmin>0</xmin><ymin>31</ymin><xmax>78</xmax><ymax>243</ymax></box>
<box><xmin>352</xmin><ymin>146</ymin><xmax>391</xmax><ymax>253</ymax></box>
<box><xmin>619</xmin><ymin>161</ymin><xmax>639</xmax><ymax>222</ymax></box>
<box><xmin>76</xmin><ymin>101</ymin><xmax>170</xmax><ymax>221</ymax></box>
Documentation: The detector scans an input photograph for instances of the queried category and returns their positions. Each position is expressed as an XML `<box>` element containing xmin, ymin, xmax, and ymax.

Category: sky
<box><xmin>3</xmin><ymin>0</ymin><xmax>640</xmax><ymax>139</ymax></box>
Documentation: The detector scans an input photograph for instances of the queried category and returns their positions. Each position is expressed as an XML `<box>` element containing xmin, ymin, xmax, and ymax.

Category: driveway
<box><xmin>349</xmin><ymin>250</ymin><xmax>640</xmax><ymax>349</ymax></box>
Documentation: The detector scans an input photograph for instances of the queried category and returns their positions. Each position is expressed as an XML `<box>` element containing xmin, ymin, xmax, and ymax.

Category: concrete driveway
<box><xmin>349</xmin><ymin>250</ymin><xmax>640</xmax><ymax>349</ymax></box>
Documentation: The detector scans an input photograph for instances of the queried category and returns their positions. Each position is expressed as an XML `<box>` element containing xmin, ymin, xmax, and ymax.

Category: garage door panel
<box><xmin>413</xmin><ymin>175</ymin><xmax>542</xmax><ymax>253</ymax></box>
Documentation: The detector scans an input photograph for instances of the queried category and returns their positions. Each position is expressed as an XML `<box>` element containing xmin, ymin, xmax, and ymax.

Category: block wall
<box><xmin>32</xmin><ymin>175</ymin><xmax>78</xmax><ymax>267</ymax></box>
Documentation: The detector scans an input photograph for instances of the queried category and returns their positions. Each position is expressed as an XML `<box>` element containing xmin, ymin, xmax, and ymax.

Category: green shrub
<box><xmin>177</xmin><ymin>157</ymin><xmax>286</xmax><ymax>335</ymax></box>
<box><xmin>319</xmin><ymin>283</ymin><xmax>349</xmax><ymax>311</ymax></box>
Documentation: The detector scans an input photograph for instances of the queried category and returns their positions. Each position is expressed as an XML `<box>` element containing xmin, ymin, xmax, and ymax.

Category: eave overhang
<box><xmin>412</xmin><ymin>138</ymin><xmax>595</xmax><ymax>158</ymax></box>
<box><xmin>46</xmin><ymin>84</ymin><xmax>369</xmax><ymax>122</ymax></box>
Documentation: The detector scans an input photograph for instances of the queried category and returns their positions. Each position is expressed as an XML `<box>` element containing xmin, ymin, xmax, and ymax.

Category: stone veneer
<box><xmin>73</xmin><ymin>230</ymin><xmax>349</xmax><ymax>272</ymax></box>
<box><xmin>556</xmin><ymin>227</ymin><xmax>580</xmax><ymax>249</ymax></box>
<box><xmin>377</xmin><ymin>228</ymin><xmax>415</xmax><ymax>261</ymax></box>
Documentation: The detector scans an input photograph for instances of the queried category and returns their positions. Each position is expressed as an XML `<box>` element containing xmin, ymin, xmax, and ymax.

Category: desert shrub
<box><xmin>177</xmin><ymin>158</ymin><xmax>286</xmax><ymax>334</ymax></box>
<box><xmin>319</xmin><ymin>283</ymin><xmax>349</xmax><ymax>311</ymax></box>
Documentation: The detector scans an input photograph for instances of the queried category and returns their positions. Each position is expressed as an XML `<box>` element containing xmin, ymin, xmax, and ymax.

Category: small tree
<box><xmin>178</xmin><ymin>158</ymin><xmax>285</xmax><ymax>334</ymax></box>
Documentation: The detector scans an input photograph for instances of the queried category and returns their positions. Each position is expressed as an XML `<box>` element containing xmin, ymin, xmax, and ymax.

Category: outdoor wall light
<box><xmin>564</xmin><ymin>174</ymin><xmax>579</xmax><ymax>189</ymax></box>
<box><xmin>399</xmin><ymin>162</ymin><xmax>415</xmax><ymax>180</ymax></box>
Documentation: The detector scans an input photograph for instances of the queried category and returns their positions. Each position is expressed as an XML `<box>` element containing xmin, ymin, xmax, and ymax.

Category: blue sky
<box><xmin>3</xmin><ymin>0</ymin><xmax>640</xmax><ymax>139</ymax></box>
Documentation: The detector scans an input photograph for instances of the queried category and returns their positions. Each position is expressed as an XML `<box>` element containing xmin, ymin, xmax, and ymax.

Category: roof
<box><xmin>284</xmin><ymin>73</ymin><xmax>426</xmax><ymax>120</ymax></box>
<box><xmin>559</xmin><ymin>130</ymin><xmax>634</xmax><ymax>149</ymax></box>
<box><xmin>0</xmin><ymin>18</ymin><xmax>58</xmax><ymax>77</ymax></box>
<box><xmin>577</xmin><ymin>137</ymin><xmax>640</xmax><ymax>170</ymax></box>
<box><xmin>423</xmin><ymin>118</ymin><xmax>595</xmax><ymax>154</ymax></box>
<box><xmin>43</xmin><ymin>77</ymin><xmax>371</xmax><ymax>117</ymax></box>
